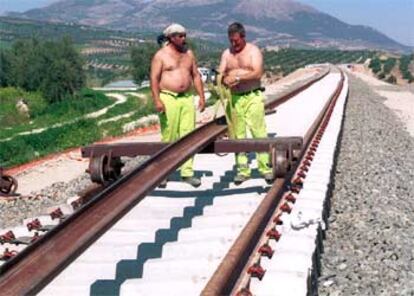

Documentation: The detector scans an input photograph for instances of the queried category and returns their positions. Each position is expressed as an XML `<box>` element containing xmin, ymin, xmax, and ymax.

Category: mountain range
<box><xmin>8</xmin><ymin>0</ymin><xmax>411</xmax><ymax>52</ymax></box>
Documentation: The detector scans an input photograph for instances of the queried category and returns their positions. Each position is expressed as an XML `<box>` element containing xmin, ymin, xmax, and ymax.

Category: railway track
<box><xmin>0</xmin><ymin>67</ymin><xmax>349</xmax><ymax>295</ymax></box>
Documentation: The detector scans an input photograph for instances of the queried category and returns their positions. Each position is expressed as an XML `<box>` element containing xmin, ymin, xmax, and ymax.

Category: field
<box><xmin>0</xmin><ymin>16</ymin><xmax>222</xmax><ymax>87</ymax></box>
<box><xmin>1</xmin><ymin>16</ymin><xmax>413</xmax><ymax>168</ymax></box>
<box><xmin>0</xmin><ymin>87</ymin><xmax>155</xmax><ymax>167</ymax></box>
<box><xmin>264</xmin><ymin>48</ymin><xmax>376</xmax><ymax>75</ymax></box>
<box><xmin>368</xmin><ymin>54</ymin><xmax>414</xmax><ymax>84</ymax></box>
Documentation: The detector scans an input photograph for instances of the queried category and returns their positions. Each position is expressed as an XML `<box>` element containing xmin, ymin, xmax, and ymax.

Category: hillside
<box><xmin>8</xmin><ymin>0</ymin><xmax>411</xmax><ymax>52</ymax></box>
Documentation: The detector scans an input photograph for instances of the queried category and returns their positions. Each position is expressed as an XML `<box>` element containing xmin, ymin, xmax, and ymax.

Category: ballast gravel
<box><xmin>318</xmin><ymin>74</ymin><xmax>414</xmax><ymax>296</ymax></box>
<box><xmin>0</xmin><ymin>156</ymin><xmax>147</xmax><ymax>229</ymax></box>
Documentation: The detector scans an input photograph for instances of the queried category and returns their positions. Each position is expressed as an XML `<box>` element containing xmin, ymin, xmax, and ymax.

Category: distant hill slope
<box><xmin>8</xmin><ymin>0</ymin><xmax>411</xmax><ymax>52</ymax></box>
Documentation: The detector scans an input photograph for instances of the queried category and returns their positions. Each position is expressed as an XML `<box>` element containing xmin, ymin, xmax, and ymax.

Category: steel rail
<box><xmin>234</xmin><ymin>70</ymin><xmax>345</xmax><ymax>294</ymax></box>
<box><xmin>0</xmin><ymin>70</ymin><xmax>329</xmax><ymax>295</ymax></box>
<box><xmin>202</xmin><ymin>69</ymin><xmax>345</xmax><ymax>295</ymax></box>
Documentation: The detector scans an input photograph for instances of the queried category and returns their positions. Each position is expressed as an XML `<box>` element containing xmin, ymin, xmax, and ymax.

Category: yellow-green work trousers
<box><xmin>159</xmin><ymin>90</ymin><xmax>195</xmax><ymax>177</ymax></box>
<box><xmin>229</xmin><ymin>90</ymin><xmax>272</xmax><ymax>177</ymax></box>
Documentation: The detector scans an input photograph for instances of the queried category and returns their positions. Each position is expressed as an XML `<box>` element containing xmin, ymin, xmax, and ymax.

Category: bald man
<box><xmin>150</xmin><ymin>23</ymin><xmax>206</xmax><ymax>188</ymax></box>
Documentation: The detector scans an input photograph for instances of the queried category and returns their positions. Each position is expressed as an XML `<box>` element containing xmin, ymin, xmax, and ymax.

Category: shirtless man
<box><xmin>218</xmin><ymin>22</ymin><xmax>273</xmax><ymax>185</ymax></box>
<box><xmin>150</xmin><ymin>23</ymin><xmax>206</xmax><ymax>187</ymax></box>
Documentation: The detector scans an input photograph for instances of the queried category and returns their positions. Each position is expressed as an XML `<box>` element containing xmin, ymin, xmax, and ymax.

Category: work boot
<box><xmin>234</xmin><ymin>174</ymin><xmax>250</xmax><ymax>185</ymax></box>
<box><xmin>263</xmin><ymin>173</ymin><xmax>274</xmax><ymax>185</ymax></box>
<box><xmin>182</xmin><ymin>176</ymin><xmax>201</xmax><ymax>188</ymax></box>
<box><xmin>158</xmin><ymin>179</ymin><xmax>167</xmax><ymax>188</ymax></box>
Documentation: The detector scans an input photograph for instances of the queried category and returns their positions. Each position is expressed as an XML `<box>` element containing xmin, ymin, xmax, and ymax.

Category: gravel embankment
<box><xmin>318</xmin><ymin>74</ymin><xmax>414</xmax><ymax>295</ymax></box>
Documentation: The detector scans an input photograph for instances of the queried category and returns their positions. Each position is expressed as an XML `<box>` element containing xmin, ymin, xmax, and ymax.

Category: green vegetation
<box><xmin>4</xmin><ymin>16</ymin><xmax>412</xmax><ymax>168</ymax></box>
<box><xmin>264</xmin><ymin>49</ymin><xmax>375</xmax><ymax>75</ymax></box>
<box><xmin>130</xmin><ymin>43</ymin><xmax>158</xmax><ymax>85</ymax></box>
<box><xmin>368</xmin><ymin>54</ymin><xmax>414</xmax><ymax>84</ymax></box>
<box><xmin>0</xmin><ymin>34</ymin><xmax>159</xmax><ymax>168</ymax></box>
<box><xmin>0</xmin><ymin>16</ymin><xmax>149</xmax><ymax>45</ymax></box>
<box><xmin>99</xmin><ymin>99</ymin><xmax>156</xmax><ymax>137</ymax></box>
<box><xmin>383</xmin><ymin>58</ymin><xmax>396</xmax><ymax>74</ymax></box>
<box><xmin>0</xmin><ymin>87</ymin><xmax>113</xmax><ymax>139</ymax></box>
<box><xmin>369</xmin><ymin>57</ymin><xmax>382</xmax><ymax>74</ymax></box>
<box><xmin>0</xmin><ymin>92</ymin><xmax>155</xmax><ymax>167</ymax></box>
<box><xmin>187</xmin><ymin>40</ymin><xmax>222</xmax><ymax>69</ymax></box>
<box><xmin>129</xmin><ymin>40</ymin><xmax>221</xmax><ymax>86</ymax></box>
<box><xmin>1</xmin><ymin>16</ymin><xmax>223</xmax><ymax>87</ymax></box>
<box><xmin>1</xmin><ymin>37</ymin><xmax>85</xmax><ymax>103</ymax></box>
<box><xmin>0</xmin><ymin>119</ymin><xmax>102</xmax><ymax>167</ymax></box>
<box><xmin>399</xmin><ymin>55</ymin><xmax>414</xmax><ymax>83</ymax></box>
<box><xmin>0</xmin><ymin>87</ymin><xmax>46</xmax><ymax>127</ymax></box>
<box><xmin>98</xmin><ymin>95</ymin><xmax>142</xmax><ymax>120</ymax></box>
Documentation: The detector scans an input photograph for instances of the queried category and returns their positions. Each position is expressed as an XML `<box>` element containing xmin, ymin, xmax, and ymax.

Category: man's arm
<box><xmin>150</xmin><ymin>52</ymin><xmax>165</xmax><ymax>113</ymax></box>
<box><xmin>219</xmin><ymin>50</ymin><xmax>237</xmax><ymax>88</ymax></box>
<box><xmin>190</xmin><ymin>51</ymin><xmax>205</xmax><ymax>112</ymax></box>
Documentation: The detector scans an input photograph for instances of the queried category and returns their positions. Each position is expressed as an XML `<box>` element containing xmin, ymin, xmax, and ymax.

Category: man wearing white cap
<box><xmin>150</xmin><ymin>23</ymin><xmax>206</xmax><ymax>188</ymax></box>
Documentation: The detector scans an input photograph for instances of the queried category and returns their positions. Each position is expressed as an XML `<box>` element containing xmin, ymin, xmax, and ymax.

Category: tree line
<box><xmin>0</xmin><ymin>35</ymin><xmax>222</xmax><ymax>101</ymax></box>
<box><xmin>129</xmin><ymin>40</ymin><xmax>221</xmax><ymax>86</ymax></box>
<box><xmin>0</xmin><ymin>37</ymin><xmax>85</xmax><ymax>103</ymax></box>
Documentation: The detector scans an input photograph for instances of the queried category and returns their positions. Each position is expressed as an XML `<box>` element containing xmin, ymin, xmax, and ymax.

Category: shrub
<box><xmin>369</xmin><ymin>58</ymin><xmax>382</xmax><ymax>73</ymax></box>
<box><xmin>1</xmin><ymin>37</ymin><xmax>85</xmax><ymax>103</ymax></box>
<box><xmin>386</xmin><ymin>75</ymin><xmax>397</xmax><ymax>84</ymax></box>
<box><xmin>0</xmin><ymin>87</ymin><xmax>47</xmax><ymax>126</ymax></box>
<box><xmin>383</xmin><ymin>58</ymin><xmax>396</xmax><ymax>74</ymax></box>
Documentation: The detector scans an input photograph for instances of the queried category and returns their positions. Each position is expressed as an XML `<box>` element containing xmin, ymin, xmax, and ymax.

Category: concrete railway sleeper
<box><xmin>0</xmin><ymin>69</ymin><xmax>332</xmax><ymax>295</ymax></box>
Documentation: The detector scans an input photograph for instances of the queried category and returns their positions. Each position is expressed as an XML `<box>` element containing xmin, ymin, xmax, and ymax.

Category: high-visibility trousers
<box><xmin>229</xmin><ymin>90</ymin><xmax>272</xmax><ymax>177</ymax></box>
<box><xmin>159</xmin><ymin>90</ymin><xmax>196</xmax><ymax>177</ymax></box>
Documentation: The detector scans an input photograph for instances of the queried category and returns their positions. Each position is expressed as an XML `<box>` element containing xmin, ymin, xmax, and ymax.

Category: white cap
<box><xmin>163</xmin><ymin>23</ymin><xmax>186</xmax><ymax>36</ymax></box>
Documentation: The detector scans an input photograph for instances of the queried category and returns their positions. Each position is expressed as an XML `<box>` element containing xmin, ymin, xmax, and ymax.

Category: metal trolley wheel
<box><xmin>271</xmin><ymin>147</ymin><xmax>289</xmax><ymax>179</ymax></box>
<box><xmin>0</xmin><ymin>174</ymin><xmax>18</xmax><ymax>196</ymax></box>
<box><xmin>108</xmin><ymin>156</ymin><xmax>123</xmax><ymax>180</ymax></box>
<box><xmin>89</xmin><ymin>155</ymin><xmax>123</xmax><ymax>184</ymax></box>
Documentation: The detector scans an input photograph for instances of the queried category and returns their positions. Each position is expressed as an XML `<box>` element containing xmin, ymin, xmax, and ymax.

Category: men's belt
<box><xmin>233</xmin><ymin>87</ymin><xmax>265</xmax><ymax>96</ymax></box>
<box><xmin>161</xmin><ymin>90</ymin><xmax>189</xmax><ymax>97</ymax></box>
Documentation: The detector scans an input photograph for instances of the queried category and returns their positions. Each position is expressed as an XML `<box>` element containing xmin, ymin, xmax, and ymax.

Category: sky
<box><xmin>0</xmin><ymin>0</ymin><xmax>53</xmax><ymax>13</ymax></box>
<box><xmin>0</xmin><ymin>0</ymin><xmax>413</xmax><ymax>46</ymax></box>
<box><xmin>299</xmin><ymin>0</ymin><xmax>414</xmax><ymax>46</ymax></box>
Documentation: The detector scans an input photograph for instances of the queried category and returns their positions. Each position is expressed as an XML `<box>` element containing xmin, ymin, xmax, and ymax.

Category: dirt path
<box><xmin>1</xmin><ymin>93</ymin><xmax>128</xmax><ymax>143</ymax></box>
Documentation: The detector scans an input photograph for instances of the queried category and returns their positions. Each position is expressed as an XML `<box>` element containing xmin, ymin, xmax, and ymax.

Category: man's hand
<box><xmin>155</xmin><ymin>100</ymin><xmax>165</xmax><ymax>113</ymax></box>
<box><xmin>198</xmin><ymin>97</ymin><xmax>206</xmax><ymax>112</ymax></box>
<box><xmin>223</xmin><ymin>75</ymin><xmax>240</xmax><ymax>88</ymax></box>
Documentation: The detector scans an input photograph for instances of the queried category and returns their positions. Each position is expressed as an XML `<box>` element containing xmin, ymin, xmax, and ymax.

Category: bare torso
<box><xmin>224</xmin><ymin>43</ymin><xmax>261</xmax><ymax>93</ymax></box>
<box><xmin>158</xmin><ymin>46</ymin><xmax>194</xmax><ymax>93</ymax></box>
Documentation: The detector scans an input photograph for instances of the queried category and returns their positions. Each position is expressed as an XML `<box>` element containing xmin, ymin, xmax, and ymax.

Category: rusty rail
<box><xmin>0</xmin><ymin>70</ymin><xmax>329</xmax><ymax>295</ymax></box>
<box><xmin>202</xmin><ymin>70</ymin><xmax>345</xmax><ymax>295</ymax></box>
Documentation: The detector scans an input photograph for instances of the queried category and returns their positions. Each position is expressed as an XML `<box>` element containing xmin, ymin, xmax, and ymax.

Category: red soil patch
<box><xmin>4</xmin><ymin>124</ymin><xmax>160</xmax><ymax>176</ymax></box>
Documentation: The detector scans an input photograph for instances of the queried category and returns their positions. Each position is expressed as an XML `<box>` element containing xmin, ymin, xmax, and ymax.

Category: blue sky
<box><xmin>1</xmin><ymin>0</ymin><xmax>413</xmax><ymax>46</ymax></box>
<box><xmin>0</xmin><ymin>0</ymin><xmax>53</xmax><ymax>13</ymax></box>
<box><xmin>299</xmin><ymin>0</ymin><xmax>414</xmax><ymax>46</ymax></box>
